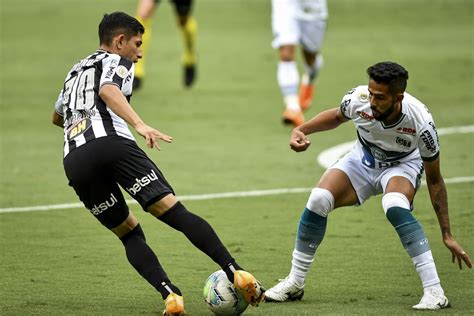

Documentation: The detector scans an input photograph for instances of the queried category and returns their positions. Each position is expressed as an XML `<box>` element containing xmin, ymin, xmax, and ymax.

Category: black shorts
<box><xmin>155</xmin><ymin>0</ymin><xmax>193</xmax><ymax>16</ymax></box>
<box><xmin>63</xmin><ymin>136</ymin><xmax>174</xmax><ymax>229</ymax></box>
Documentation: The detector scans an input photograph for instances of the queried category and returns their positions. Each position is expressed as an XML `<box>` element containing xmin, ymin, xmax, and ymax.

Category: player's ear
<box><xmin>396</xmin><ymin>93</ymin><xmax>404</xmax><ymax>104</ymax></box>
<box><xmin>115</xmin><ymin>34</ymin><xmax>126</xmax><ymax>50</ymax></box>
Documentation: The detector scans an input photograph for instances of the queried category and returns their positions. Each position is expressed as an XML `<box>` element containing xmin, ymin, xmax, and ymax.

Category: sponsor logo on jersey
<box><xmin>396</xmin><ymin>136</ymin><xmax>412</xmax><ymax>148</ymax></box>
<box><xmin>90</xmin><ymin>193</ymin><xmax>118</xmax><ymax>215</ymax></box>
<box><xmin>104</xmin><ymin>59</ymin><xmax>118</xmax><ymax>80</ymax></box>
<box><xmin>429</xmin><ymin>122</ymin><xmax>439</xmax><ymax>144</ymax></box>
<box><xmin>356</xmin><ymin>111</ymin><xmax>374</xmax><ymax>120</ymax></box>
<box><xmin>67</xmin><ymin>118</ymin><xmax>92</xmax><ymax>140</ymax></box>
<box><xmin>421</xmin><ymin>130</ymin><xmax>437</xmax><ymax>153</ymax></box>
<box><xmin>126</xmin><ymin>169</ymin><xmax>158</xmax><ymax>196</ymax></box>
<box><xmin>359</xmin><ymin>92</ymin><xmax>369</xmax><ymax>102</ymax></box>
<box><xmin>116</xmin><ymin>65</ymin><xmax>128</xmax><ymax>79</ymax></box>
<box><xmin>396</xmin><ymin>127</ymin><xmax>416</xmax><ymax>135</ymax></box>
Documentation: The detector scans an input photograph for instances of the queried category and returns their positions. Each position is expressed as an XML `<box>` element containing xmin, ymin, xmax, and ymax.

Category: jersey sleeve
<box><xmin>54</xmin><ymin>90</ymin><xmax>64</xmax><ymax>116</ymax></box>
<box><xmin>100</xmin><ymin>54</ymin><xmax>133</xmax><ymax>90</ymax></box>
<box><xmin>418</xmin><ymin>119</ymin><xmax>440</xmax><ymax>161</ymax></box>
<box><xmin>339</xmin><ymin>87</ymin><xmax>358</xmax><ymax>120</ymax></box>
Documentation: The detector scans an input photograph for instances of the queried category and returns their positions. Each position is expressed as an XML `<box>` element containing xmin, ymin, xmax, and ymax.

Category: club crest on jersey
<box><xmin>356</xmin><ymin>111</ymin><xmax>374</xmax><ymax>120</ymax></box>
<box><xmin>67</xmin><ymin>118</ymin><xmax>92</xmax><ymax>140</ymax></box>
<box><xmin>396</xmin><ymin>127</ymin><xmax>416</xmax><ymax>135</ymax></box>
<box><xmin>370</xmin><ymin>147</ymin><xmax>387</xmax><ymax>161</ymax></box>
<box><xmin>359</xmin><ymin>92</ymin><xmax>369</xmax><ymax>102</ymax></box>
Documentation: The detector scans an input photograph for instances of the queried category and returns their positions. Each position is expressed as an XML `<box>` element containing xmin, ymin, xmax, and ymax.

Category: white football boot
<box><xmin>412</xmin><ymin>287</ymin><xmax>450</xmax><ymax>310</ymax></box>
<box><xmin>265</xmin><ymin>277</ymin><xmax>304</xmax><ymax>302</ymax></box>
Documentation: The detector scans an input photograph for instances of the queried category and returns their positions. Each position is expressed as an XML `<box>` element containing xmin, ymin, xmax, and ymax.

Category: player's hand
<box><xmin>290</xmin><ymin>129</ymin><xmax>311</xmax><ymax>152</ymax></box>
<box><xmin>443</xmin><ymin>235</ymin><xmax>472</xmax><ymax>269</ymax></box>
<box><xmin>135</xmin><ymin>123</ymin><xmax>173</xmax><ymax>150</ymax></box>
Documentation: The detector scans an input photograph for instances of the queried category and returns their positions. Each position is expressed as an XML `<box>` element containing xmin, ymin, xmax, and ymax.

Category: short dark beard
<box><xmin>373</xmin><ymin>102</ymin><xmax>397</xmax><ymax>121</ymax></box>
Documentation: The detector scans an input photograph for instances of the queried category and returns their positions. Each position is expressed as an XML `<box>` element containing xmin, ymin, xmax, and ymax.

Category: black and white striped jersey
<box><xmin>54</xmin><ymin>49</ymin><xmax>135</xmax><ymax>157</ymax></box>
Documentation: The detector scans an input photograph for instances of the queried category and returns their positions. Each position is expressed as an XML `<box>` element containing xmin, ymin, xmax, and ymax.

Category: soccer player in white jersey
<box><xmin>51</xmin><ymin>12</ymin><xmax>263</xmax><ymax>315</ymax></box>
<box><xmin>265</xmin><ymin>61</ymin><xmax>472</xmax><ymax>309</ymax></box>
<box><xmin>272</xmin><ymin>0</ymin><xmax>328</xmax><ymax>127</ymax></box>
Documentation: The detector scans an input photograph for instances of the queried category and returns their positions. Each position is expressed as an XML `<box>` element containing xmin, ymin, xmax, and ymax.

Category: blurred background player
<box><xmin>272</xmin><ymin>0</ymin><xmax>328</xmax><ymax>127</ymax></box>
<box><xmin>133</xmin><ymin>0</ymin><xmax>197</xmax><ymax>89</ymax></box>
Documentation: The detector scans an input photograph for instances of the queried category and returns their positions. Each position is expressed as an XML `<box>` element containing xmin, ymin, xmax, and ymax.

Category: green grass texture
<box><xmin>1</xmin><ymin>0</ymin><xmax>473</xmax><ymax>315</ymax></box>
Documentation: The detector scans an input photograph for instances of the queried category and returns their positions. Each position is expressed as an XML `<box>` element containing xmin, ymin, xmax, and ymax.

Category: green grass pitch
<box><xmin>1</xmin><ymin>0</ymin><xmax>473</xmax><ymax>315</ymax></box>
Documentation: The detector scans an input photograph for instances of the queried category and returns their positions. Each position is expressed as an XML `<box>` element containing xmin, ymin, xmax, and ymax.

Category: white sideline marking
<box><xmin>1</xmin><ymin>177</ymin><xmax>473</xmax><ymax>214</ymax></box>
<box><xmin>1</xmin><ymin>125</ymin><xmax>473</xmax><ymax>214</ymax></box>
<box><xmin>0</xmin><ymin>188</ymin><xmax>311</xmax><ymax>214</ymax></box>
<box><xmin>318</xmin><ymin>125</ymin><xmax>474</xmax><ymax>168</ymax></box>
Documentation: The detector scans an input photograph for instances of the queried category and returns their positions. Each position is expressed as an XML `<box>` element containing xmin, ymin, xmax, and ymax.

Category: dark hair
<box><xmin>98</xmin><ymin>12</ymin><xmax>144</xmax><ymax>45</ymax></box>
<box><xmin>367</xmin><ymin>61</ymin><xmax>409</xmax><ymax>95</ymax></box>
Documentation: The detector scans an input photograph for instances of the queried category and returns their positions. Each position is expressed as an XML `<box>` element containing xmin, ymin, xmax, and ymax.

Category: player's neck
<box><xmin>382</xmin><ymin>103</ymin><xmax>402</xmax><ymax>125</ymax></box>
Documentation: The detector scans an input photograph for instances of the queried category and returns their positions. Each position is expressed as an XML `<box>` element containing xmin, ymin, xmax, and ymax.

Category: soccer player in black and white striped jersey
<box><xmin>52</xmin><ymin>12</ymin><xmax>263</xmax><ymax>315</ymax></box>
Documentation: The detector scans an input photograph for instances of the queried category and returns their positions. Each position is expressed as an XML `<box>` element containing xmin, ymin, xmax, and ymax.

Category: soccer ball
<box><xmin>203</xmin><ymin>270</ymin><xmax>249</xmax><ymax>315</ymax></box>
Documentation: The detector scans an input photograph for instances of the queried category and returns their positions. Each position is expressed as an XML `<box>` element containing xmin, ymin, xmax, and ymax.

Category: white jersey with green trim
<box><xmin>339</xmin><ymin>85</ymin><xmax>440</xmax><ymax>169</ymax></box>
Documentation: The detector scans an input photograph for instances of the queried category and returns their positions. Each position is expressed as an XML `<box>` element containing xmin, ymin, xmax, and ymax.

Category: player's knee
<box><xmin>382</xmin><ymin>192</ymin><xmax>410</xmax><ymax>214</ymax></box>
<box><xmin>119</xmin><ymin>224</ymin><xmax>145</xmax><ymax>245</ymax></box>
<box><xmin>279</xmin><ymin>45</ymin><xmax>295</xmax><ymax>61</ymax></box>
<box><xmin>306</xmin><ymin>188</ymin><xmax>334</xmax><ymax>217</ymax></box>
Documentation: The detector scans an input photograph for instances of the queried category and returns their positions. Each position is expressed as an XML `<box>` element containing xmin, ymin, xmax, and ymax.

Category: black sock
<box><xmin>120</xmin><ymin>224</ymin><xmax>181</xmax><ymax>299</ymax></box>
<box><xmin>222</xmin><ymin>259</ymin><xmax>244</xmax><ymax>283</ymax></box>
<box><xmin>158</xmin><ymin>202</ymin><xmax>237</xmax><ymax>274</ymax></box>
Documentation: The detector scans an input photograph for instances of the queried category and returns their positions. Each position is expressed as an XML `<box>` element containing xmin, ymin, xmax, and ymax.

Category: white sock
<box><xmin>412</xmin><ymin>251</ymin><xmax>442</xmax><ymax>290</ymax></box>
<box><xmin>289</xmin><ymin>249</ymin><xmax>312</xmax><ymax>286</ymax></box>
<box><xmin>277</xmin><ymin>61</ymin><xmax>300</xmax><ymax>110</ymax></box>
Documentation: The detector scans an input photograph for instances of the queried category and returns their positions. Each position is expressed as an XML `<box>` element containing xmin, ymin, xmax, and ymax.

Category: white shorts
<box><xmin>329</xmin><ymin>150</ymin><xmax>424</xmax><ymax>205</ymax></box>
<box><xmin>271</xmin><ymin>0</ymin><xmax>327</xmax><ymax>52</ymax></box>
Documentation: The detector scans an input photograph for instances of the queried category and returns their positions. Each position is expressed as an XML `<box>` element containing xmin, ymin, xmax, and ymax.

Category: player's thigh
<box><xmin>272</xmin><ymin>0</ymin><xmax>299</xmax><ymax>49</ymax></box>
<box><xmin>171</xmin><ymin>0</ymin><xmax>193</xmax><ymax>16</ymax></box>
<box><xmin>317</xmin><ymin>168</ymin><xmax>358</xmax><ymax>208</ymax></box>
<box><xmin>111</xmin><ymin>138</ymin><xmax>175</xmax><ymax>211</ymax></box>
<box><xmin>111</xmin><ymin>212</ymin><xmax>139</xmax><ymax>238</ymax></box>
<box><xmin>147</xmin><ymin>193</ymin><xmax>177</xmax><ymax>217</ymax></box>
<box><xmin>326</xmin><ymin>151</ymin><xmax>381</xmax><ymax>205</ymax></box>
<box><xmin>380</xmin><ymin>163</ymin><xmax>422</xmax><ymax>202</ymax></box>
<box><xmin>299</xmin><ymin>19</ymin><xmax>327</xmax><ymax>53</ymax></box>
<box><xmin>137</xmin><ymin>0</ymin><xmax>158</xmax><ymax>18</ymax></box>
<box><xmin>64</xmin><ymin>151</ymin><xmax>130</xmax><ymax>230</ymax></box>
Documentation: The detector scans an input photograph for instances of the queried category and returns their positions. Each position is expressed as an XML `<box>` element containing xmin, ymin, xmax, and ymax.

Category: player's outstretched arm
<box><xmin>424</xmin><ymin>158</ymin><xmax>473</xmax><ymax>269</ymax></box>
<box><xmin>289</xmin><ymin>107</ymin><xmax>348</xmax><ymax>153</ymax></box>
<box><xmin>99</xmin><ymin>84</ymin><xmax>172</xmax><ymax>149</ymax></box>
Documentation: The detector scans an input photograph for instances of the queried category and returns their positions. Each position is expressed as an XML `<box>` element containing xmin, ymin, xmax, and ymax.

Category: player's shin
<box><xmin>302</xmin><ymin>54</ymin><xmax>323</xmax><ymax>84</ymax></box>
<box><xmin>119</xmin><ymin>224</ymin><xmax>181</xmax><ymax>299</ymax></box>
<box><xmin>278</xmin><ymin>61</ymin><xmax>300</xmax><ymax>110</ymax></box>
<box><xmin>290</xmin><ymin>208</ymin><xmax>327</xmax><ymax>285</ymax></box>
<box><xmin>181</xmin><ymin>17</ymin><xmax>197</xmax><ymax>66</ymax></box>
<box><xmin>158</xmin><ymin>202</ymin><xmax>234</xmax><ymax>269</ymax></box>
<box><xmin>385</xmin><ymin>206</ymin><xmax>442</xmax><ymax>292</ymax></box>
